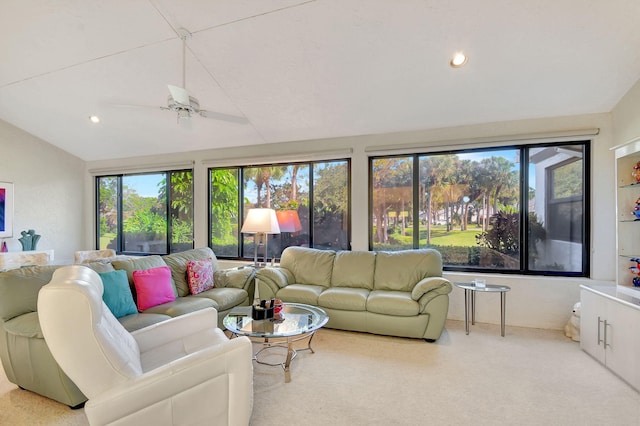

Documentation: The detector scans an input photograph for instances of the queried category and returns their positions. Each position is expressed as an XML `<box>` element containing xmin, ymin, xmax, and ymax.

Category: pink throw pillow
<box><xmin>186</xmin><ymin>259</ymin><xmax>215</xmax><ymax>295</ymax></box>
<box><xmin>132</xmin><ymin>266</ymin><xmax>176</xmax><ymax>311</ymax></box>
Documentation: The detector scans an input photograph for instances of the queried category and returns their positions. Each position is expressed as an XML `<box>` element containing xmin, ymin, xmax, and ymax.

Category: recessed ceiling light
<box><xmin>89</xmin><ymin>115</ymin><xmax>101</xmax><ymax>124</ymax></box>
<box><xmin>450</xmin><ymin>52</ymin><xmax>468</xmax><ymax>68</ymax></box>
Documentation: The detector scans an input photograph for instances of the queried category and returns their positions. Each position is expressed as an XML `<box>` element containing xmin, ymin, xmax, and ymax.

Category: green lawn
<box><xmin>426</xmin><ymin>226</ymin><xmax>482</xmax><ymax>246</ymax></box>
<box><xmin>100</xmin><ymin>233</ymin><xmax>115</xmax><ymax>250</ymax></box>
<box><xmin>381</xmin><ymin>224</ymin><xmax>482</xmax><ymax>247</ymax></box>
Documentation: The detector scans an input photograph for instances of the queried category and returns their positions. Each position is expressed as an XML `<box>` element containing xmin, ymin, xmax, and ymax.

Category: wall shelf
<box><xmin>0</xmin><ymin>250</ymin><xmax>54</xmax><ymax>271</ymax></box>
<box><xmin>615</xmin><ymin>139</ymin><xmax>640</xmax><ymax>290</ymax></box>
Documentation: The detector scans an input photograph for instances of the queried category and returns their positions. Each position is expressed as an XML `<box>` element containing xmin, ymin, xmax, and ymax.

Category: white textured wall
<box><xmin>613</xmin><ymin>78</ymin><xmax>640</xmax><ymax>145</ymax></box>
<box><xmin>0</xmin><ymin>119</ymin><xmax>85</xmax><ymax>264</ymax></box>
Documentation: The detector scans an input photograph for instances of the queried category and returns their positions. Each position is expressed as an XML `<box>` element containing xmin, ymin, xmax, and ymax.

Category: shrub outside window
<box><xmin>369</xmin><ymin>142</ymin><xmax>589</xmax><ymax>276</ymax></box>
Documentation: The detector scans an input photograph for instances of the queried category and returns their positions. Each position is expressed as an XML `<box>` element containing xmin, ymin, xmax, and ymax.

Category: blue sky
<box><xmin>124</xmin><ymin>174</ymin><xmax>163</xmax><ymax>197</ymax></box>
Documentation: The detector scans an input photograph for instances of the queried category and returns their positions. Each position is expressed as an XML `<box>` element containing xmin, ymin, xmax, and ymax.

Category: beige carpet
<box><xmin>1</xmin><ymin>320</ymin><xmax>639</xmax><ymax>425</ymax></box>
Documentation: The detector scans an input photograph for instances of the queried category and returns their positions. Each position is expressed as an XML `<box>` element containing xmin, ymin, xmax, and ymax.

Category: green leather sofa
<box><xmin>0</xmin><ymin>247</ymin><xmax>254</xmax><ymax>407</ymax></box>
<box><xmin>255</xmin><ymin>247</ymin><xmax>452</xmax><ymax>341</ymax></box>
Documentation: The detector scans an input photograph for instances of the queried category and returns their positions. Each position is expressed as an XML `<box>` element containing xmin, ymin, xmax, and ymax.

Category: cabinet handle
<box><xmin>597</xmin><ymin>316</ymin><xmax>603</xmax><ymax>345</ymax></box>
<box><xmin>604</xmin><ymin>320</ymin><xmax>611</xmax><ymax>348</ymax></box>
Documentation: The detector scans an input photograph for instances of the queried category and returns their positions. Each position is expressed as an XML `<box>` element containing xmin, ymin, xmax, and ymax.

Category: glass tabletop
<box><xmin>453</xmin><ymin>282</ymin><xmax>511</xmax><ymax>292</ymax></box>
<box><xmin>223</xmin><ymin>303</ymin><xmax>329</xmax><ymax>338</ymax></box>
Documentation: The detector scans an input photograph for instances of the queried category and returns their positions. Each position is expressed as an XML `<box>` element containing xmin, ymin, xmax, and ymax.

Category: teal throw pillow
<box><xmin>99</xmin><ymin>270</ymin><xmax>138</xmax><ymax>318</ymax></box>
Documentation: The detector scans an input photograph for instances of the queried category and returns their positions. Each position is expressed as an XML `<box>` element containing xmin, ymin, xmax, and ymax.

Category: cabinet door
<box><xmin>604</xmin><ymin>299</ymin><xmax>640</xmax><ymax>391</ymax></box>
<box><xmin>580</xmin><ymin>289</ymin><xmax>606</xmax><ymax>363</ymax></box>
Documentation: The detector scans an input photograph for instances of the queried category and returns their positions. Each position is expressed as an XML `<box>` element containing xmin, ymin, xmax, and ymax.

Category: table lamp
<box><xmin>276</xmin><ymin>210</ymin><xmax>302</xmax><ymax>252</ymax></box>
<box><xmin>241</xmin><ymin>208</ymin><xmax>280</xmax><ymax>267</ymax></box>
<box><xmin>275</xmin><ymin>210</ymin><xmax>302</xmax><ymax>233</ymax></box>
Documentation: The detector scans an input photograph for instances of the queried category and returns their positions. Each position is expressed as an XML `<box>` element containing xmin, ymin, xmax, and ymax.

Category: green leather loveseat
<box><xmin>0</xmin><ymin>247</ymin><xmax>254</xmax><ymax>407</ymax></box>
<box><xmin>255</xmin><ymin>247</ymin><xmax>452</xmax><ymax>341</ymax></box>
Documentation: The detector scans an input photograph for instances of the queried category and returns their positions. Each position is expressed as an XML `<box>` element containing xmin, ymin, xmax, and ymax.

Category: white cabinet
<box><xmin>580</xmin><ymin>285</ymin><xmax>640</xmax><ymax>391</ymax></box>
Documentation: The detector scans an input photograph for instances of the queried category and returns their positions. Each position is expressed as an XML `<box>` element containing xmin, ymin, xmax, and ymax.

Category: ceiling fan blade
<box><xmin>168</xmin><ymin>85</ymin><xmax>191</xmax><ymax>106</ymax></box>
<box><xmin>199</xmin><ymin>109</ymin><xmax>249</xmax><ymax>124</ymax></box>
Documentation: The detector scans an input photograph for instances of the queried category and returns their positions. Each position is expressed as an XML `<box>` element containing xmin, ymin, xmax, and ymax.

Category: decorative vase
<box><xmin>18</xmin><ymin>229</ymin><xmax>40</xmax><ymax>251</ymax></box>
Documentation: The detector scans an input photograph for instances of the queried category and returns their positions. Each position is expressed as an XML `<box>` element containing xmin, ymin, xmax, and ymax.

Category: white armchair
<box><xmin>37</xmin><ymin>265</ymin><xmax>253</xmax><ymax>426</ymax></box>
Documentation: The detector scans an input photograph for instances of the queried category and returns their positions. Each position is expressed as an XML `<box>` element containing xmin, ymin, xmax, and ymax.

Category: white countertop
<box><xmin>580</xmin><ymin>283</ymin><xmax>640</xmax><ymax>310</ymax></box>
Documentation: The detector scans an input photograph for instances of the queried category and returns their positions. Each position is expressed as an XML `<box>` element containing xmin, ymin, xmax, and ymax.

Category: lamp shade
<box><xmin>276</xmin><ymin>210</ymin><xmax>302</xmax><ymax>233</ymax></box>
<box><xmin>241</xmin><ymin>208</ymin><xmax>281</xmax><ymax>234</ymax></box>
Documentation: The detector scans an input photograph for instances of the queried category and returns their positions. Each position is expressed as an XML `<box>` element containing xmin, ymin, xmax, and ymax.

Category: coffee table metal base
<box><xmin>252</xmin><ymin>331</ymin><xmax>318</xmax><ymax>382</ymax></box>
<box><xmin>223</xmin><ymin>303</ymin><xmax>328</xmax><ymax>383</ymax></box>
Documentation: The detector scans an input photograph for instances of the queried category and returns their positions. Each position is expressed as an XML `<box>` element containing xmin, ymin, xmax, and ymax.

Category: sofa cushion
<box><xmin>111</xmin><ymin>255</ymin><xmax>177</xmax><ymax>300</ymax></box>
<box><xmin>163</xmin><ymin>248</ymin><xmax>219</xmax><ymax>297</ymax></box>
<box><xmin>192</xmin><ymin>287</ymin><xmax>248</xmax><ymax>311</ymax></box>
<box><xmin>118</xmin><ymin>312</ymin><xmax>173</xmax><ymax>332</ymax></box>
<box><xmin>318</xmin><ymin>288</ymin><xmax>368</xmax><ymax>311</ymax></box>
<box><xmin>280</xmin><ymin>247</ymin><xmax>335</xmax><ymax>287</ymax></box>
<box><xmin>186</xmin><ymin>259</ymin><xmax>215</xmax><ymax>295</ymax></box>
<box><xmin>3</xmin><ymin>311</ymin><xmax>43</xmax><ymax>338</ymax></box>
<box><xmin>276</xmin><ymin>284</ymin><xmax>324</xmax><ymax>305</ymax></box>
<box><xmin>133</xmin><ymin>266</ymin><xmax>176</xmax><ymax>311</ymax></box>
<box><xmin>83</xmin><ymin>261</ymin><xmax>116</xmax><ymax>274</ymax></box>
<box><xmin>373</xmin><ymin>249</ymin><xmax>443</xmax><ymax>292</ymax></box>
<box><xmin>99</xmin><ymin>270</ymin><xmax>138</xmax><ymax>318</ymax></box>
<box><xmin>214</xmin><ymin>267</ymin><xmax>254</xmax><ymax>289</ymax></box>
<box><xmin>141</xmin><ymin>296</ymin><xmax>215</xmax><ymax>317</ymax></box>
<box><xmin>367</xmin><ymin>290</ymin><xmax>420</xmax><ymax>316</ymax></box>
<box><xmin>0</xmin><ymin>265</ymin><xmax>61</xmax><ymax>322</ymax></box>
<box><xmin>331</xmin><ymin>251</ymin><xmax>375</xmax><ymax>290</ymax></box>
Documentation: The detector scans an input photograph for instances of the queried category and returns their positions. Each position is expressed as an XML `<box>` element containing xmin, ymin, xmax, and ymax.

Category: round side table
<box><xmin>454</xmin><ymin>282</ymin><xmax>511</xmax><ymax>337</ymax></box>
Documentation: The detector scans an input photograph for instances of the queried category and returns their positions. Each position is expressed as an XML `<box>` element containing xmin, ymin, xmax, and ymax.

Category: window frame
<box><xmin>95</xmin><ymin>169</ymin><xmax>194</xmax><ymax>256</ymax></box>
<box><xmin>368</xmin><ymin>141</ymin><xmax>590</xmax><ymax>277</ymax></box>
<box><xmin>208</xmin><ymin>158</ymin><xmax>352</xmax><ymax>260</ymax></box>
<box><xmin>545</xmin><ymin>157</ymin><xmax>584</xmax><ymax>244</ymax></box>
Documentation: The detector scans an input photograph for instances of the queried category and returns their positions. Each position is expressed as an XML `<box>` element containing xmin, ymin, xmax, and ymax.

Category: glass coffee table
<box><xmin>223</xmin><ymin>303</ymin><xmax>328</xmax><ymax>382</ymax></box>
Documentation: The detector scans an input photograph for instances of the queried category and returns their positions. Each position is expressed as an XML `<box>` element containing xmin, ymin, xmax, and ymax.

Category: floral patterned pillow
<box><xmin>186</xmin><ymin>259</ymin><xmax>215</xmax><ymax>294</ymax></box>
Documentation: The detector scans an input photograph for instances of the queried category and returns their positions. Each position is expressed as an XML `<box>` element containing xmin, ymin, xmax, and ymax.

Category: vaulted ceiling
<box><xmin>2</xmin><ymin>1</ymin><xmax>639</xmax><ymax>161</ymax></box>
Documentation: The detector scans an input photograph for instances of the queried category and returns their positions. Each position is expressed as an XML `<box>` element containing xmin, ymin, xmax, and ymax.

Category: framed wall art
<box><xmin>0</xmin><ymin>182</ymin><xmax>14</xmax><ymax>238</ymax></box>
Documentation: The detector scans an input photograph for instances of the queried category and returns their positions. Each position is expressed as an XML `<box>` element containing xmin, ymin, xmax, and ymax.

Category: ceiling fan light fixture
<box><xmin>450</xmin><ymin>52</ymin><xmax>468</xmax><ymax>68</ymax></box>
<box><xmin>167</xmin><ymin>93</ymin><xmax>200</xmax><ymax>115</ymax></box>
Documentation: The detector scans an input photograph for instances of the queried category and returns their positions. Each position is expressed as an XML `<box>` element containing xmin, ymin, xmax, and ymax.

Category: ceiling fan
<box><xmin>118</xmin><ymin>28</ymin><xmax>248</xmax><ymax>125</ymax></box>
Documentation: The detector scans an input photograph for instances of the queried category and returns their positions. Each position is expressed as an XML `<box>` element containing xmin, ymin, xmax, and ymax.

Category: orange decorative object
<box><xmin>633</xmin><ymin>161</ymin><xmax>640</xmax><ymax>183</ymax></box>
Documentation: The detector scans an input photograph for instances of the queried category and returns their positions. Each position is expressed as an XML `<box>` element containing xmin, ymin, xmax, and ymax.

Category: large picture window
<box><xmin>370</xmin><ymin>142</ymin><xmax>589</xmax><ymax>276</ymax></box>
<box><xmin>210</xmin><ymin>160</ymin><xmax>350</xmax><ymax>260</ymax></box>
<box><xmin>96</xmin><ymin>170</ymin><xmax>194</xmax><ymax>255</ymax></box>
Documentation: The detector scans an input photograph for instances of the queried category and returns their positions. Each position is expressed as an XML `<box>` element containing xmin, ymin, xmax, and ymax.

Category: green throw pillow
<box><xmin>99</xmin><ymin>270</ymin><xmax>138</xmax><ymax>318</ymax></box>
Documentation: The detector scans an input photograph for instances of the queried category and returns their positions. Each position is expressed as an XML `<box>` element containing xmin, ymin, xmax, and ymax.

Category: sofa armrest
<box><xmin>255</xmin><ymin>267</ymin><xmax>293</xmax><ymax>291</ymax></box>
<box><xmin>411</xmin><ymin>277</ymin><xmax>452</xmax><ymax>301</ymax></box>
<box><xmin>131</xmin><ymin>308</ymin><xmax>219</xmax><ymax>353</ymax></box>
<box><xmin>84</xmin><ymin>336</ymin><xmax>253</xmax><ymax>426</ymax></box>
<box><xmin>416</xmin><ymin>279</ymin><xmax>453</xmax><ymax>313</ymax></box>
<box><xmin>214</xmin><ymin>266</ymin><xmax>255</xmax><ymax>290</ymax></box>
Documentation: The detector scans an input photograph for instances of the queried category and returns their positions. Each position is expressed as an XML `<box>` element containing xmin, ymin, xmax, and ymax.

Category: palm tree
<box><xmin>244</xmin><ymin>166</ymin><xmax>286</xmax><ymax>207</ymax></box>
<box><xmin>372</xmin><ymin>157</ymin><xmax>412</xmax><ymax>244</ymax></box>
